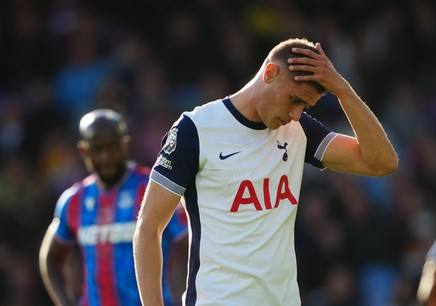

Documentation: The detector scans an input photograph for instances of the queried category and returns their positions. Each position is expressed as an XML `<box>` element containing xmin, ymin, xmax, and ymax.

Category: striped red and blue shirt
<box><xmin>54</xmin><ymin>161</ymin><xmax>187</xmax><ymax>306</ymax></box>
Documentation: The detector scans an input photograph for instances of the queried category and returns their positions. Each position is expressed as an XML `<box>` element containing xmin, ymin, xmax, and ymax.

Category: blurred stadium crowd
<box><xmin>0</xmin><ymin>0</ymin><xmax>435</xmax><ymax>305</ymax></box>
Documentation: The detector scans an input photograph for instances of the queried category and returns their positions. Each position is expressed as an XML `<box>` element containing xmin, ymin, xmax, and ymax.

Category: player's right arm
<box><xmin>133</xmin><ymin>179</ymin><xmax>182</xmax><ymax>306</ymax></box>
<box><xmin>39</xmin><ymin>218</ymin><xmax>76</xmax><ymax>306</ymax></box>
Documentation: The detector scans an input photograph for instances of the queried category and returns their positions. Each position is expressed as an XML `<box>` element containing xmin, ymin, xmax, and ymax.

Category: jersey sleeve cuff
<box><xmin>314</xmin><ymin>132</ymin><xmax>338</xmax><ymax>163</ymax></box>
<box><xmin>151</xmin><ymin>169</ymin><xmax>186</xmax><ymax>196</ymax></box>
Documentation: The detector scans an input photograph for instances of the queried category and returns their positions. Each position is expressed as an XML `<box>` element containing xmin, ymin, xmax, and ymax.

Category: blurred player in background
<box><xmin>418</xmin><ymin>240</ymin><xmax>436</xmax><ymax>306</ymax></box>
<box><xmin>133</xmin><ymin>37</ymin><xmax>398</xmax><ymax>305</ymax></box>
<box><xmin>39</xmin><ymin>109</ymin><xmax>188</xmax><ymax>306</ymax></box>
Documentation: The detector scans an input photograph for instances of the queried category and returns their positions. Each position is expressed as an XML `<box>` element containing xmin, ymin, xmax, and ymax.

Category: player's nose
<box><xmin>289</xmin><ymin>108</ymin><xmax>303</xmax><ymax>121</ymax></box>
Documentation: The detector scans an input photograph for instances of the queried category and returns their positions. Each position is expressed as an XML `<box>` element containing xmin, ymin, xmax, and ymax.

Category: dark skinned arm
<box><xmin>39</xmin><ymin>219</ymin><xmax>79</xmax><ymax>306</ymax></box>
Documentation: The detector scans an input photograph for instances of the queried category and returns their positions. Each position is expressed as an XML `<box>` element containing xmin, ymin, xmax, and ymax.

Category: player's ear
<box><xmin>122</xmin><ymin>135</ymin><xmax>131</xmax><ymax>145</ymax></box>
<box><xmin>77</xmin><ymin>140</ymin><xmax>88</xmax><ymax>157</ymax></box>
<box><xmin>263</xmin><ymin>63</ymin><xmax>279</xmax><ymax>84</ymax></box>
<box><xmin>122</xmin><ymin>135</ymin><xmax>131</xmax><ymax>150</ymax></box>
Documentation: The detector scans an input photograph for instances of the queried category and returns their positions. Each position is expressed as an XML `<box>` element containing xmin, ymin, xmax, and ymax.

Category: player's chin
<box><xmin>97</xmin><ymin>167</ymin><xmax>121</xmax><ymax>182</ymax></box>
<box><xmin>99</xmin><ymin>173</ymin><xmax>121</xmax><ymax>187</ymax></box>
<box><xmin>269</xmin><ymin>119</ymin><xmax>284</xmax><ymax>130</ymax></box>
<box><xmin>99</xmin><ymin>167</ymin><xmax>116</xmax><ymax>176</ymax></box>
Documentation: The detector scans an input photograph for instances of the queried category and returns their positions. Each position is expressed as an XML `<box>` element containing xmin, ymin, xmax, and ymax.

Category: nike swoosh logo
<box><xmin>219</xmin><ymin>151</ymin><xmax>242</xmax><ymax>160</ymax></box>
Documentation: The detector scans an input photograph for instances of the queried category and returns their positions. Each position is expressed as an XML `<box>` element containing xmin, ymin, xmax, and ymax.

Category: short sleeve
<box><xmin>151</xmin><ymin>114</ymin><xmax>199</xmax><ymax>196</ymax></box>
<box><xmin>53</xmin><ymin>185</ymin><xmax>79</xmax><ymax>243</ymax></box>
<box><xmin>300</xmin><ymin>112</ymin><xmax>336</xmax><ymax>169</ymax></box>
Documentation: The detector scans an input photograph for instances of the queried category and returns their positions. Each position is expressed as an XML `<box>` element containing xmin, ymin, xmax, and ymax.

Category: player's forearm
<box><xmin>337</xmin><ymin>84</ymin><xmax>398</xmax><ymax>175</ymax></box>
<box><xmin>133</xmin><ymin>223</ymin><xmax>165</xmax><ymax>306</ymax></box>
<box><xmin>40</xmin><ymin>261</ymin><xmax>76</xmax><ymax>306</ymax></box>
<box><xmin>39</xmin><ymin>235</ymin><xmax>76</xmax><ymax>306</ymax></box>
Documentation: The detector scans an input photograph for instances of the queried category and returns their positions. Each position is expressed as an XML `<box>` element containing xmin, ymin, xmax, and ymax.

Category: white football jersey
<box><xmin>152</xmin><ymin>98</ymin><xmax>336</xmax><ymax>306</ymax></box>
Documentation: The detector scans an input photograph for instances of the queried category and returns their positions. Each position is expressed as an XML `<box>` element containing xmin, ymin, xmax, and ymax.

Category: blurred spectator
<box><xmin>0</xmin><ymin>94</ymin><xmax>25</xmax><ymax>162</ymax></box>
<box><xmin>7</xmin><ymin>1</ymin><xmax>54</xmax><ymax>85</ymax></box>
<box><xmin>19</xmin><ymin>77</ymin><xmax>67</xmax><ymax>164</ymax></box>
<box><xmin>303</xmin><ymin>264</ymin><xmax>360</xmax><ymax>306</ymax></box>
<box><xmin>52</xmin><ymin>11</ymin><xmax>115</xmax><ymax>129</ymax></box>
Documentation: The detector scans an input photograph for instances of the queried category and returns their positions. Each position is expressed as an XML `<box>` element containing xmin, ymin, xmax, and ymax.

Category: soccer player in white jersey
<box><xmin>133</xmin><ymin>37</ymin><xmax>398</xmax><ymax>306</ymax></box>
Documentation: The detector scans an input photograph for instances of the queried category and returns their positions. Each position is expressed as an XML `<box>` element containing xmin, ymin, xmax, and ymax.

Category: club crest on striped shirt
<box><xmin>119</xmin><ymin>191</ymin><xmax>134</xmax><ymax>209</ymax></box>
<box><xmin>85</xmin><ymin>197</ymin><xmax>95</xmax><ymax>211</ymax></box>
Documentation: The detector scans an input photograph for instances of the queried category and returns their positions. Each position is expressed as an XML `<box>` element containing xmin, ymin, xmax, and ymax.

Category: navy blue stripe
<box><xmin>223</xmin><ymin>97</ymin><xmax>266</xmax><ymax>130</ymax></box>
<box><xmin>299</xmin><ymin>112</ymin><xmax>332</xmax><ymax>168</ymax></box>
<box><xmin>183</xmin><ymin>180</ymin><xmax>200</xmax><ymax>306</ymax></box>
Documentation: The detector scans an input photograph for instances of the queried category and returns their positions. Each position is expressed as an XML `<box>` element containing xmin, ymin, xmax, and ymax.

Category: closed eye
<box><xmin>289</xmin><ymin>95</ymin><xmax>310</xmax><ymax>109</ymax></box>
